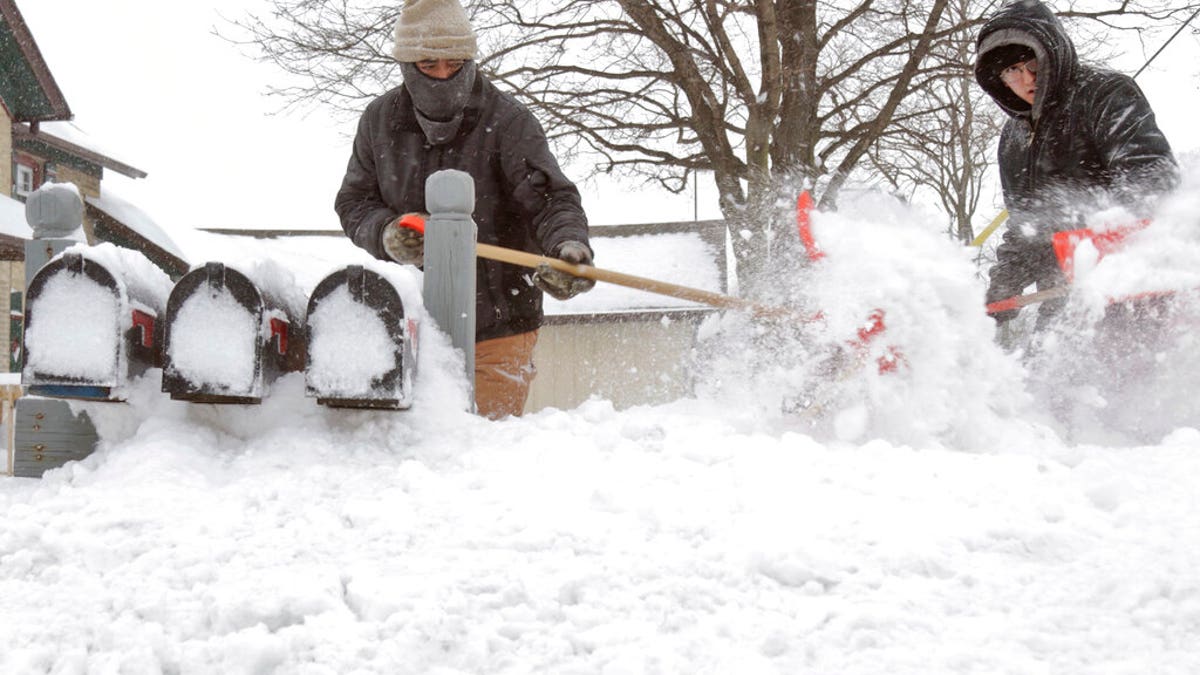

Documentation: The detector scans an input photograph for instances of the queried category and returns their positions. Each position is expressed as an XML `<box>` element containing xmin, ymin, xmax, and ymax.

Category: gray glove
<box><xmin>534</xmin><ymin>241</ymin><xmax>595</xmax><ymax>301</ymax></box>
<box><xmin>381</xmin><ymin>214</ymin><xmax>426</xmax><ymax>267</ymax></box>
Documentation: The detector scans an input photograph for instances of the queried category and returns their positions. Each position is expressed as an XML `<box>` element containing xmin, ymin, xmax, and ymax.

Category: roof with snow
<box><xmin>0</xmin><ymin>193</ymin><xmax>28</xmax><ymax>259</ymax></box>
<box><xmin>14</xmin><ymin>121</ymin><xmax>146</xmax><ymax>179</ymax></box>
<box><xmin>0</xmin><ymin>191</ymin><xmax>32</xmax><ymax>239</ymax></box>
<box><xmin>86</xmin><ymin>191</ymin><xmax>188</xmax><ymax>277</ymax></box>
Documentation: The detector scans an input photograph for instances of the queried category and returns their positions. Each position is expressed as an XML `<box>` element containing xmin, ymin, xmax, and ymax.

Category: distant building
<box><xmin>0</xmin><ymin>0</ymin><xmax>187</xmax><ymax>373</ymax></box>
<box><xmin>528</xmin><ymin>220</ymin><xmax>728</xmax><ymax>412</ymax></box>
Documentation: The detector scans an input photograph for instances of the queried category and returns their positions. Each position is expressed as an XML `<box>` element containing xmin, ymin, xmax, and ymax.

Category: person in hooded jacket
<box><xmin>974</xmin><ymin>0</ymin><xmax>1178</xmax><ymax>331</ymax></box>
<box><xmin>336</xmin><ymin>0</ymin><xmax>594</xmax><ymax>419</ymax></box>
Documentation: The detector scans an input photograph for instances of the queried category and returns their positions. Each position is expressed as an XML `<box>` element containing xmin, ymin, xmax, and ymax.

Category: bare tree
<box><xmin>224</xmin><ymin>0</ymin><xmax>1200</xmax><ymax>281</ymax></box>
<box><xmin>869</xmin><ymin>0</ymin><xmax>1003</xmax><ymax>244</ymax></box>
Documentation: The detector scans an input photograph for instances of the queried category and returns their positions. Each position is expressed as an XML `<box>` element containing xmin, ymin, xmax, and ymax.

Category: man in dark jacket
<box><xmin>336</xmin><ymin>0</ymin><xmax>594</xmax><ymax>419</ymax></box>
<box><xmin>975</xmin><ymin>0</ymin><xmax>1177</xmax><ymax>329</ymax></box>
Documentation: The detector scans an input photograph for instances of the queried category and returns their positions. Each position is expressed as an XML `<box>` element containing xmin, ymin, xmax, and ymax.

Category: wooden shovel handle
<box><xmin>985</xmin><ymin>286</ymin><xmax>1069</xmax><ymax>314</ymax></box>
<box><xmin>475</xmin><ymin>242</ymin><xmax>794</xmax><ymax>319</ymax></box>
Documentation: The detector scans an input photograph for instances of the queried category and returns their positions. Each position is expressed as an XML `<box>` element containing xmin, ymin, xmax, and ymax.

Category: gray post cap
<box><xmin>425</xmin><ymin>170</ymin><xmax>475</xmax><ymax>216</ymax></box>
<box><xmin>26</xmin><ymin>183</ymin><xmax>85</xmax><ymax>238</ymax></box>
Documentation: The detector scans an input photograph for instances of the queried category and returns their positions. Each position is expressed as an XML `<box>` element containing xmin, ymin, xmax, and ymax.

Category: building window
<box><xmin>14</xmin><ymin>164</ymin><xmax>35</xmax><ymax>197</ymax></box>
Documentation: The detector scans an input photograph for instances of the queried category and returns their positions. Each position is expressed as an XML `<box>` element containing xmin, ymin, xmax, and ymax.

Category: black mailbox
<box><xmin>22</xmin><ymin>251</ymin><xmax>164</xmax><ymax>401</ymax></box>
<box><xmin>161</xmin><ymin>262</ymin><xmax>304</xmax><ymax>404</ymax></box>
<box><xmin>304</xmin><ymin>265</ymin><xmax>418</xmax><ymax>410</ymax></box>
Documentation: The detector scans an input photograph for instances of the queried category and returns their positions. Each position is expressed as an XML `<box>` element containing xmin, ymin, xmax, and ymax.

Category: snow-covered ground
<box><xmin>3</xmin><ymin>166</ymin><xmax>1200</xmax><ymax>673</ymax></box>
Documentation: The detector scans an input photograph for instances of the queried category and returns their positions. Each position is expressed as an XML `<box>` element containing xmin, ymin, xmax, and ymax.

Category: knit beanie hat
<box><xmin>980</xmin><ymin>43</ymin><xmax>1036</xmax><ymax>79</ymax></box>
<box><xmin>392</xmin><ymin>0</ymin><xmax>478</xmax><ymax>63</ymax></box>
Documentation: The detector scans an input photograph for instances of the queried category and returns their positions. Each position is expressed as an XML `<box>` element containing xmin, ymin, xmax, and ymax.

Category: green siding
<box><xmin>0</xmin><ymin>21</ymin><xmax>58</xmax><ymax>120</ymax></box>
<box><xmin>12</xmin><ymin>138</ymin><xmax>103</xmax><ymax>178</ymax></box>
<box><xmin>9</xmin><ymin>289</ymin><xmax>20</xmax><ymax>372</ymax></box>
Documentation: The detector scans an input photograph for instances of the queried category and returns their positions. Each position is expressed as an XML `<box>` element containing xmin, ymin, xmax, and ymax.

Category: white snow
<box><xmin>34</xmin><ymin>121</ymin><xmax>141</xmax><ymax>174</ymax></box>
<box><xmin>28</xmin><ymin>182</ymin><xmax>87</xmax><ymax>241</ymax></box>
<box><xmin>306</xmin><ymin>286</ymin><xmax>398</xmax><ymax>398</ymax></box>
<box><xmin>73</xmin><ymin>242</ymin><xmax>174</xmax><ymax>314</ymax></box>
<box><xmin>167</xmin><ymin>286</ymin><xmax>259</xmax><ymax>394</ymax></box>
<box><xmin>170</xmin><ymin>232</ymin><xmax>379</xmax><ymax>296</ymax></box>
<box><xmin>21</xmin><ymin>271</ymin><xmax>120</xmax><ymax>382</ymax></box>
<box><xmin>0</xmin><ymin>192</ymin><xmax>33</xmax><ymax>239</ymax></box>
<box><xmin>87</xmin><ymin>188</ymin><xmax>188</xmax><ymax>263</ymax></box>
<box><xmin>4</xmin><ymin>168</ymin><xmax>1200</xmax><ymax>673</ymax></box>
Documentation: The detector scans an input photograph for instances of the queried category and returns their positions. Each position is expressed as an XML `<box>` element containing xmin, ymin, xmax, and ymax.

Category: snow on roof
<box><xmin>29</xmin><ymin>121</ymin><xmax>146</xmax><ymax>178</ymax></box>
<box><xmin>0</xmin><ymin>193</ymin><xmax>33</xmax><ymax>240</ymax></box>
<box><xmin>86</xmin><ymin>190</ymin><xmax>187</xmax><ymax>262</ymax></box>
<box><xmin>544</xmin><ymin>230</ymin><xmax>724</xmax><ymax>315</ymax></box>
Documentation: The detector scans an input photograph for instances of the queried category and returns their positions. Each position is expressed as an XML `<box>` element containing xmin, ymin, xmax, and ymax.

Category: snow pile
<box><xmin>1003</xmin><ymin>155</ymin><xmax>1200</xmax><ymax>444</ymax></box>
<box><xmin>1071</xmin><ymin>161</ymin><xmax>1200</xmax><ymax>304</ymax></box>
<box><xmin>169</xmin><ymin>231</ymin><xmax>377</xmax><ymax>296</ymax></box>
<box><xmin>4</xmin><ymin>183</ymin><xmax>1200</xmax><ymax>673</ymax></box>
<box><xmin>22</xmin><ymin>271</ymin><xmax>120</xmax><ymax>381</ymax></box>
<box><xmin>693</xmin><ymin>191</ymin><xmax>1036</xmax><ymax>449</ymax></box>
<box><xmin>203</xmin><ymin>257</ymin><xmax>310</xmax><ymax>325</ymax></box>
<box><xmin>1</xmin><ymin>375</ymin><xmax>1199</xmax><ymax>673</ymax></box>
<box><xmin>167</xmin><ymin>287</ymin><xmax>259</xmax><ymax>394</ymax></box>
<box><xmin>78</xmin><ymin>242</ymin><xmax>176</xmax><ymax>311</ymax></box>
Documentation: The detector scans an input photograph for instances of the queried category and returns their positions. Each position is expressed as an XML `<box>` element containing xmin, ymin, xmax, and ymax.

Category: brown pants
<box><xmin>475</xmin><ymin>330</ymin><xmax>538</xmax><ymax>419</ymax></box>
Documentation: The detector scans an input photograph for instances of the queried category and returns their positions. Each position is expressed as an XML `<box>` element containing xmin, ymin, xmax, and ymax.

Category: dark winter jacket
<box><xmin>975</xmin><ymin>0</ymin><xmax>1177</xmax><ymax>323</ymax></box>
<box><xmin>335</xmin><ymin>74</ymin><xmax>591</xmax><ymax>342</ymax></box>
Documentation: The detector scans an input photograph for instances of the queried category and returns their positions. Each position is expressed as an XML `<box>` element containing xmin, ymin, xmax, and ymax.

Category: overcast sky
<box><xmin>16</xmin><ymin>0</ymin><xmax>1200</xmax><ymax>234</ymax></box>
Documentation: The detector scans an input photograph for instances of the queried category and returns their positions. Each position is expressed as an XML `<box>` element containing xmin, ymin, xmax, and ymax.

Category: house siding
<box><xmin>0</xmin><ymin>260</ymin><xmax>17</xmax><ymax>371</ymax></box>
<box><xmin>525</xmin><ymin>310</ymin><xmax>713</xmax><ymax>413</ymax></box>
<box><xmin>3</xmin><ymin>109</ymin><xmax>20</xmax><ymax>373</ymax></box>
<box><xmin>1</xmin><ymin>117</ymin><xmax>11</xmax><ymax>195</ymax></box>
<box><xmin>54</xmin><ymin>164</ymin><xmax>99</xmax><ymax>242</ymax></box>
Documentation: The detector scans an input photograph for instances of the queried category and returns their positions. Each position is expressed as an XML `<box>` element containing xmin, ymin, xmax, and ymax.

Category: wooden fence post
<box><xmin>422</xmin><ymin>170</ymin><xmax>477</xmax><ymax>411</ymax></box>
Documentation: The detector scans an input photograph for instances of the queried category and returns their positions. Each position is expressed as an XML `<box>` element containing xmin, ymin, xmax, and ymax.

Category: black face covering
<box><xmin>400</xmin><ymin>61</ymin><xmax>477</xmax><ymax>145</ymax></box>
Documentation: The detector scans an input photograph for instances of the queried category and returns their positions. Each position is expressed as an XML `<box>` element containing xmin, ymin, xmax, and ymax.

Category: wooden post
<box><xmin>1</xmin><ymin>384</ymin><xmax>21</xmax><ymax>475</ymax></box>
<box><xmin>422</xmin><ymin>170</ymin><xmax>478</xmax><ymax>411</ymax></box>
<box><xmin>11</xmin><ymin>398</ymin><xmax>99</xmax><ymax>478</ymax></box>
<box><xmin>13</xmin><ymin>184</ymin><xmax>101</xmax><ymax>477</ymax></box>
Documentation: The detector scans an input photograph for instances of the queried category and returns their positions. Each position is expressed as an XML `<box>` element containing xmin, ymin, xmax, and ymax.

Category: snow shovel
<box><xmin>394</xmin><ymin>214</ymin><xmax>797</xmax><ymax>320</ymax></box>
<box><xmin>985</xmin><ymin>286</ymin><xmax>1070</xmax><ymax>314</ymax></box>
<box><xmin>985</xmin><ymin>220</ymin><xmax>1151</xmax><ymax>315</ymax></box>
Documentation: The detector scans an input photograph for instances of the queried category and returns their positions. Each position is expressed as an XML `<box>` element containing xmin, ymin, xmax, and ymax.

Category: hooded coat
<box><xmin>335</xmin><ymin>73</ymin><xmax>591</xmax><ymax>342</ymax></box>
<box><xmin>974</xmin><ymin>0</ymin><xmax>1177</xmax><ymax>322</ymax></box>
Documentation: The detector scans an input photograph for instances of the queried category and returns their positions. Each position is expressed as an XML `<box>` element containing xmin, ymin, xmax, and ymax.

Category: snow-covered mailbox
<box><xmin>304</xmin><ymin>264</ymin><xmax>419</xmax><ymax>409</ymax></box>
<box><xmin>21</xmin><ymin>186</ymin><xmax>171</xmax><ymax>401</ymax></box>
<box><xmin>161</xmin><ymin>262</ymin><xmax>305</xmax><ymax>403</ymax></box>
